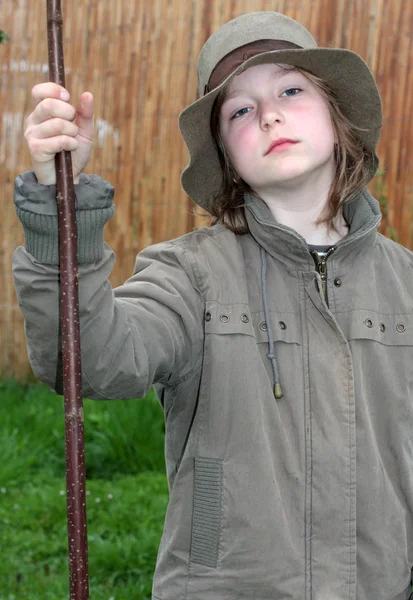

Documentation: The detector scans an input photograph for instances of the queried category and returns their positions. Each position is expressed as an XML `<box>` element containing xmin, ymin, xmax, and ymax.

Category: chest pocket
<box><xmin>342</xmin><ymin>310</ymin><xmax>413</xmax><ymax>346</ymax></box>
<box><xmin>342</xmin><ymin>310</ymin><xmax>413</xmax><ymax>398</ymax></box>
<box><xmin>204</xmin><ymin>302</ymin><xmax>302</xmax><ymax>393</ymax></box>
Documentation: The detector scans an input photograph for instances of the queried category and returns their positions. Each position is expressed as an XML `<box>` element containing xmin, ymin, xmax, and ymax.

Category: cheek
<box><xmin>226</xmin><ymin>125</ymin><xmax>258</xmax><ymax>163</ymax></box>
<box><xmin>295</xmin><ymin>108</ymin><xmax>335</xmax><ymax>154</ymax></box>
<box><xmin>308</xmin><ymin>105</ymin><xmax>335</xmax><ymax>144</ymax></box>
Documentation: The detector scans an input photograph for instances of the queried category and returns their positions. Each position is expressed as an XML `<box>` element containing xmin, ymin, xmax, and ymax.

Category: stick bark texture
<box><xmin>46</xmin><ymin>1</ymin><xmax>89</xmax><ymax>598</ymax></box>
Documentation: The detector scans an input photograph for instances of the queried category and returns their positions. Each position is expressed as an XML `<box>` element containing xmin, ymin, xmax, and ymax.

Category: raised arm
<box><xmin>12</xmin><ymin>172</ymin><xmax>204</xmax><ymax>399</ymax></box>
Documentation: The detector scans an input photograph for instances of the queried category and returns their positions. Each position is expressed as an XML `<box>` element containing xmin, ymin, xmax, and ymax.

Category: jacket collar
<box><xmin>244</xmin><ymin>189</ymin><xmax>382</xmax><ymax>271</ymax></box>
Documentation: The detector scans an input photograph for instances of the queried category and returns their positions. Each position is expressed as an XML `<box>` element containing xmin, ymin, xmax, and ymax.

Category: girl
<box><xmin>13</xmin><ymin>11</ymin><xmax>413</xmax><ymax>600</ymax></box>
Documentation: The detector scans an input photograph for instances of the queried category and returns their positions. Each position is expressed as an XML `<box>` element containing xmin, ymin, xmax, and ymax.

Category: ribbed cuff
<box><xmin>14</xmin><ymin>171</ymin><xmax>115</xmax><ymax>265</ymax></box>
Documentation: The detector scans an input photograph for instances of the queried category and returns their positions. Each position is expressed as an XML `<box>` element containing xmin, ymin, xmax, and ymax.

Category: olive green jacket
<box><xmin>13</xmin><ymin>171</ymin><xmax>413</xmax><ymax>600</ymax></box>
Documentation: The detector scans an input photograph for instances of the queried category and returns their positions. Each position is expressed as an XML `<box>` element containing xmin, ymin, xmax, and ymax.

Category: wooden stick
<box><xmin>46</xmin><ymin>1</ymin><xmax>89</xmax><ymax>598</ymax></box>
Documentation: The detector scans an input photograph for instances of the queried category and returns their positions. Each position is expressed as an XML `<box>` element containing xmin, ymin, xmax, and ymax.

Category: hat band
<box><xmin>204</xmin><ymin>39</ymin><xmax>302</xmax><ymax>95</ymax></box>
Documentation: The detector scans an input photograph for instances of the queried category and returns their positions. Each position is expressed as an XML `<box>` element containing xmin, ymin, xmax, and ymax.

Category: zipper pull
<box><xmin>318</xmin><ymin>258</ymin><xmax>328</xmax><ymax>300</ymax></box>
<box><xmin>310</xmin><ymin>248</ymin><xmax>335</xmax><ymax>304</ymax></box>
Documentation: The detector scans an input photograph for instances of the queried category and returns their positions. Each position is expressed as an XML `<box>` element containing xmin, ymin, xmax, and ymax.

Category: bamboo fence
<box><xmin>1</xmin><ymin>0</ymin><xmax>413</xmax><ymax>379</ymax></box>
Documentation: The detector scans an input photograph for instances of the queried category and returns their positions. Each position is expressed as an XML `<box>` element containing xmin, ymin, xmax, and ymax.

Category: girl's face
<box><xmin>219</xmin><ymin>63</ymin><xmax>336</xmax><ymax>194</ymax></box>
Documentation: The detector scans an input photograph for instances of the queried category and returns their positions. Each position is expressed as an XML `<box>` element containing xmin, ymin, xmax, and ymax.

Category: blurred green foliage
<box><xmin>0</xmin><ymin>30</ymin><xmax>10</xmax><ymax>44</ymax></box>
<box><xmin>0</xmin><ymin>380</ymin><xmax>168</xmax><ymax>599</ymax></box>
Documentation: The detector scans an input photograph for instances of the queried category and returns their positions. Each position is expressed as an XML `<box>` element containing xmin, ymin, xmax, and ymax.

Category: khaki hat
<box><xmin>178</xmin><ymin>11</ymin><xmax>382</xmax><ymax>211</ymax></box>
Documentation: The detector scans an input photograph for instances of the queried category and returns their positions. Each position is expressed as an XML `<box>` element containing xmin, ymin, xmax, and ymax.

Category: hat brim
<box><xmin>179</xmin><ymin>48</ymin><xmax>382</xmax><ymax>210</ymax></box>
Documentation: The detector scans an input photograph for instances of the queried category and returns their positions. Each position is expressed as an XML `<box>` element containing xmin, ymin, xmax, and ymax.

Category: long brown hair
<box><xmin>209</xmin><ymin>65</ymin><xmax>376</xmax><ymax>235</ymax></box>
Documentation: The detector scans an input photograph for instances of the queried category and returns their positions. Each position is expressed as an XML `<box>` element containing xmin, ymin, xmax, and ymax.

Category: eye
<box><xmin>281</xmin><ymin>87</ymin><xmax>302</xmax><ymax>97</ymax></box>
<box><xmin>231</xmin><ymin>106</ymin><xmax>253</xmax><ymax>119</ymax></box>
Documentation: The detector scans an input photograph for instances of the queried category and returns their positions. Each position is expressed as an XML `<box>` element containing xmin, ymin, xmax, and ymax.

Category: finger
<box><xmin>30</xmin><ymin>97</ymin><xmax>76</xmax><ymax>127</ymax></box>
<box><xmin>31</xmin><ymin>82</ymin><xmax>70</xmax><ymax>109</ymax></box>
<box><xmin>30</xmin><ymin>117</ymin><xmax>79</xmax><ymax>140</ymax></box>
<box><xmin>29</xmin><ymin>135</ymin><xmax>79</xmax><ymax>160</ymax></box>
<box><xmin>74</xmin><ymin>92</ymin><xmax>94</xmax><ymax>141</ymax></box>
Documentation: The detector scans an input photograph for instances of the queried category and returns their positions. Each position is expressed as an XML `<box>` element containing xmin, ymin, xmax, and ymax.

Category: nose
<box><xmin>259</xmin><ymin>100</ymin><xmax>284</xmax><ymax>130</ymax></box>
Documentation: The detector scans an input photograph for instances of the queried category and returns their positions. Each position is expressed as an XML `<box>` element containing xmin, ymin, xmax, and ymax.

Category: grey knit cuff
<box><xmin>14</xmin><ymin>170</ymin><xmax>115</xmax><ymax>265</ymax></box>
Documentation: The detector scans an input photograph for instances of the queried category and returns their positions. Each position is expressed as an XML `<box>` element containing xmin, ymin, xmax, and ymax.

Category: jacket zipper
<box><xmin>310</xmin><ymin>247</ymin><xmax>336</xmax><ymax>305</ymax></box>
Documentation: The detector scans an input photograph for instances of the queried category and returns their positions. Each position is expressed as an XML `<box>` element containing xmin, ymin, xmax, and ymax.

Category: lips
<box><xmin>265</xmin><ymin>138</ymin><xmax>298</xmax><ymax>155</ymax></box>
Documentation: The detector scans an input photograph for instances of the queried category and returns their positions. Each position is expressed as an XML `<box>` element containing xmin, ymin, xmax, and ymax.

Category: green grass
<box><xmin>0</xmin><ymin>380</ymin><xmax>169</xmax><ymax>599</ymax></box>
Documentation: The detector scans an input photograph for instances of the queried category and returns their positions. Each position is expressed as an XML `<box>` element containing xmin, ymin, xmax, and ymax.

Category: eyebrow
<box><xmin>224</xmin><ymin>68</ymin><xmax>298</xmax><ymax>101</ymax></box>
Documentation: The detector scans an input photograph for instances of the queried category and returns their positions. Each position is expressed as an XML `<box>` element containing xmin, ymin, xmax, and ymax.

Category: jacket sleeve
<box><xmin>12</xmin><ymin>172</ymin><xmax>205</xmax><ymax>400</ymax></box>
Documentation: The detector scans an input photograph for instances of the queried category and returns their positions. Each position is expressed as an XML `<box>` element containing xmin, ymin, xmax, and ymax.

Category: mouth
<box><xmin>265</xmin><ymin>139</ymin><xmax>298</xmax><ymax>155</ymax></box>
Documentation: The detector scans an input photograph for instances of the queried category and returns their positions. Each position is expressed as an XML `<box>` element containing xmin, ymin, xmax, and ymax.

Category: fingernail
<box><xmin>60</xmin><ymin>91</ymin><xmax>70</xmax><ymax>101</ymax></box>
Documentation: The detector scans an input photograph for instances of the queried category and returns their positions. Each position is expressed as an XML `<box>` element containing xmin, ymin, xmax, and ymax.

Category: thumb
<box><xmin>75</xmin><ymin>92</ymin><xmax>94</xmax><ymax>141</ymax></box>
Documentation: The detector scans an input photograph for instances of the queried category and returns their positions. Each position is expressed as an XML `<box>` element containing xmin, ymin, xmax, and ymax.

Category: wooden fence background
<box><xmin>1</xmin><ymin>0</ymin><xmax>413</xmax><ymax>379</ymax></box>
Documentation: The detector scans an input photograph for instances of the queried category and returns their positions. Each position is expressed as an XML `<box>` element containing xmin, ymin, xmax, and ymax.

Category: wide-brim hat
<box><xmin>178</xmin><ymin>11</ymin><xmax>383</xmax><ymax>211</ymax></box>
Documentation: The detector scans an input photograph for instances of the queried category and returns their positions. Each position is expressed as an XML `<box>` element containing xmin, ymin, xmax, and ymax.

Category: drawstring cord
<box><xmin>260</xmin><ymin>247</ymin><xmax>284</xmax><ymax>399</ymax></box>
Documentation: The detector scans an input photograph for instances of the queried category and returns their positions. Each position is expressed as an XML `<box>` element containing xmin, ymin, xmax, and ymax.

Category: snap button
<box><xmin>364</xmin><ymin>319</ymin><xmax>373</xmax><ymax>328</ymax></box>
<box><xmin>334</xmin><ymin>278</ymin><xmax>342</xmax><ymax>287</ymax></box>
<box><xmin>240</xmin><ymin>313</ymin><xmax>249</xmax><ymax>323</ymax></box>
<box><xmin>278</xmin><ymin>321</ymin><xmax>287</xmax><ymax>330</ymax></box>
<box><xmin>220</xmin><ymin>314</ymin><xmax>230</xmax><ymax>323</ymax></box>
<box><xmin>205</xmin><ymin>311</ymin><xmax>211</xmax><ymax>322</ymax></box>
<box><xmin>396</xmin><ymin>323</ymin><xmax>406</xmax><ymax>333</ymax></box>
<box><xmin>379</xmin><ymin>323</ymin><xmax>386</xmax><ymax>332</ymax></box>
<box><xmin>259</xmin><ymin>321</ymin><xmax>268</xmax><ymax>331</ymax></box>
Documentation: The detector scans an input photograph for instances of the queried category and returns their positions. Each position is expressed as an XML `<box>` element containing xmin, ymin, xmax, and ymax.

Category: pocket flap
<box><xmin>204</xmin><ymin>302</ymin><xmax>302</xmax><ymax>345</ymax></box>
<box><xmin>343</xmin><ymin>311</ymin><xmax>413</xmax><ymax>345</ymax></box>
<box><xmin>252</xmin><ymin>311</ymin><xmax>302</xmax><ymax>345</ymax></box>
<box><xmin>204</xmin><ymin>301</ymin><xmax>255</xmax><ymax>337</ymax></box>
